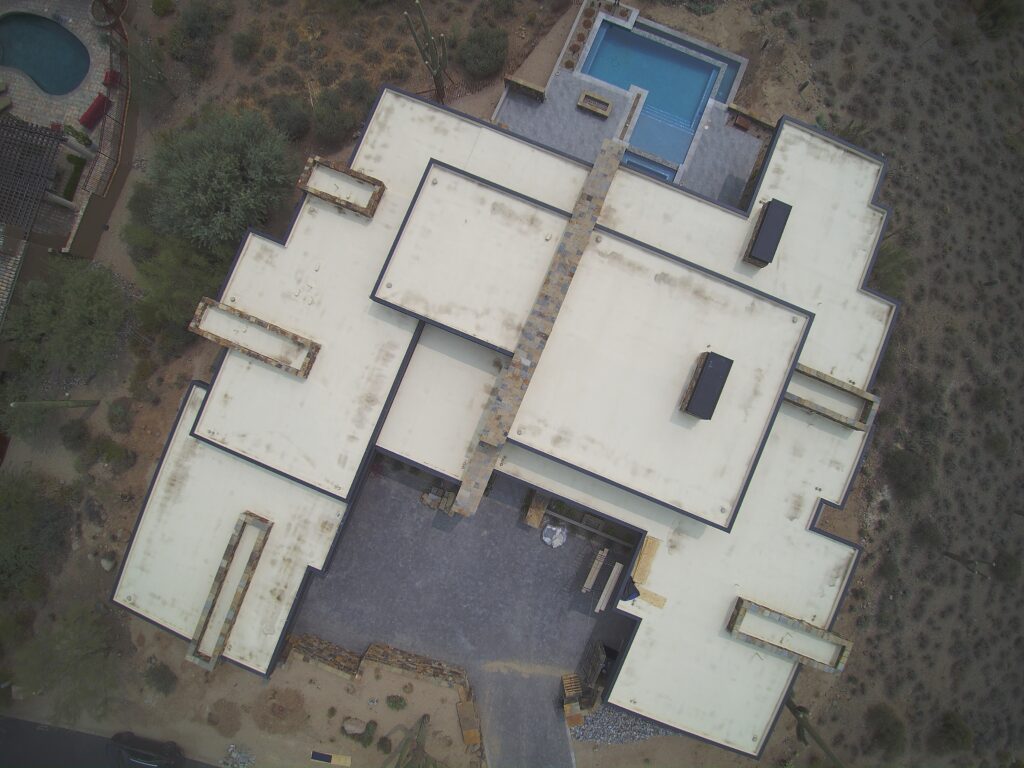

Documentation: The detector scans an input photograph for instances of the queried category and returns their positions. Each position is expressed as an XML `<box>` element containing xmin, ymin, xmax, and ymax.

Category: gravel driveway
<box><xmin>296</xmin><ymin>459</ymin><xmax>636</xmax><ymax>768</ymax></box>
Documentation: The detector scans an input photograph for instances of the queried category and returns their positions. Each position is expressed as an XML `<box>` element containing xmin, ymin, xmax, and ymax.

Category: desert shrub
<box><xmin>77</xmin><ymin>435</ymin><xmax>137</xmax><ymax>475</ymax></box>
<box><xmin>0</xmin><ymin>471</ymin><xmax>71</xmax><ymax>600</ymax></box>
<box><xmin>865</xmin><ymin>703</ymin><xmax>906</xmax><ymax>760</ymax></box>
<box><xmin>871</xmin><ymin>242</ymin><xmax>916</xmax><ymax>296</ymax></box>
<box><xmin>876</xmin><ymin>550</ymin><xmax>900</xmax><ymax>581</ymax></box>
<box><xmin>272</xmin><ymin>64</ymin><xmax>302</xmax><ymax>87</ymax></box>
<box><xmin>169</xmin><ymin>3</ymin><xmax>228</xmax><ymax>77</ymax></box>
<box><xmin>107</xmin><ymin>397</ymin><xmax>134</xmax><ymax>434</ymax></box>
<box><xmin>490</xmin><ymin>0</ymin><xmax>514</xmax><ymax>17</ymax></box>
<box><xmin>910</xmin><ymin>517</ymin><xmax>943</xmax><ymax>548</ymax></box>
<box><xmin>972</xmin><ymin>382</ymin><xmax>1001</xmax><ymax>413</ymax></box>
<box><xmin>383</xmin><ymin>63</ymin><xmax>410</xmax><ymax>82</ymax></box>
<box><xmin>361</xmin><ymin>720</ymin><xmax>377</xmax><ymax>747</ymax></box>
<box><xmin>797</xmin><ymin>0</ymin><xmax>827</xmax><ymax>18</ymax></box>
<box><xmin>60</xmin><ymin>419</ymin><xmax>91</xmax><ymax>451</ymax></box>
<box><xmin>458</xmin><ymin>27</ymin><xmax>507</xmax><ymax>78</ymax></box>
<box><xmin>340</xmin><ymin>75</ymin><xmax>375</xmax><ymax>112</ymax></box>
<box><xmin>883</xmin><ymin>447</ymin><xmax>933</xmax><ymax>502</ymax></box>
<box><xmin>976</xmin><ymin>0</ymin><xmax>1024</xmax><ymax>36</ymax></box>
<box><xmin>993</xmin><ymin>549</ymin><xmax>1021</xmax><ymax>583</ymax></box>
<box><xmin>386</xmin><ymin>694</ymin><xmax>407</xmax><ymax>710</ymax></box>
<box><xmin>929</xmin><ymin>711</ymin><xmax>973</xmax><ymax>754</ymax></box>
<box><xmin>268</xmin><ymin>95</ymin><xmax>311</xmax><ymax>140</ymax></box>
<box><xmin>129</xmin><ymin>356</ymin><xmax>159</xmax><ymax>402</ymax></box>
<box><xmin>317</xmin><ymin>60</ymin><xmax>344</xmax><ymax>85</ymax></box>
<box><xmin>152</xmin><ymin>0</ymin><xmax>175</xmax><ymax>16</ymax></box>
<box><xmin>232</xmin><ymin>28</ymin><xmax>262</xmax><ymax>63</ymax></box>
<box><xmin>984</xmin><ymin>430</ymin><xmax>1010</xmax><ymax>459</ymax></box>
<box><xmin>144</xmin><ymin>661</ymin><xmax>178</xmax><ymax>695</ymax></box>
<box><xmin>313</xmin><ymin>91</ymin><xmax>358</xmax><ymax>146</ymax></box>
<box><xmin>376</xmin><ymin>736</ymin><xmax>392</xmax><ymax>754</ymax></box>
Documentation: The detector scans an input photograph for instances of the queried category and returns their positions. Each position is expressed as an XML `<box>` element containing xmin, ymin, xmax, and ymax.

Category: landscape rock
<box><xmin>341</xmin><ymin>717</ymin><xmax>366</xmax><ymax>735</ymax></box>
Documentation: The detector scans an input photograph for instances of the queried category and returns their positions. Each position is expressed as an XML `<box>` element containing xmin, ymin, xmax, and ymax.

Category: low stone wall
<box><xmin>284</xmin><ymin>636</ymin><xmax>470</xmax><ymax>690</ymax></box>
<box><xmin>285</xmin><ymin>633</ymin><xmax>362</xmax><ymax>678</ymax></box>
<box><xmin>362</xmin><ymin>642</ymin><xmax>470</xmax><ymax>690</ymax></box>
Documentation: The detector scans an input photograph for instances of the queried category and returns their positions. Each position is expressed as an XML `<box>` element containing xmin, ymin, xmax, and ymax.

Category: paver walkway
<box><xmin>453</xmin><ymin>139</ymin><xmax>625</xmax><ymax>518</ymax></box>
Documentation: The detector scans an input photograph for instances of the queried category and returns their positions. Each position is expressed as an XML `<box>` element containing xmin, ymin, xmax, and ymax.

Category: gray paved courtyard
<box><xmin>496</xmin><ymin>70</ymin><xmax>634</xmax><ymax>165</ymax></box>
<box><xmin>296</xmin><ymin>459</ymin><xmax>637</xmax><ymax>768</ymax></box>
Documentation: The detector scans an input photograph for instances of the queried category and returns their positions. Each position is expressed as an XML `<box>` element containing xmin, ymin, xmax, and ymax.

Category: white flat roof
<box><xmin>114</xmin><ymin>385</ymin><xmax>346</xmax><ymax>673</ymax></box>
<box><xmin>600</xmin><ymin>121</ymin><xmax>893</xmax><ymax>390</ymax></box>
<box><xmin>374</xmin><ymin>163</ymin><xmax>567</xmax><ymax>353</ymax></box>
<box><xmin>191</xmin><ymin>90</ymin><xmax>589</xmax><ymax>499</ymax></box>
<box><xmin>377</xmin><ymin>324</ymin><xmax>503</xmax><ymax>480</ymax></box>
<box><xmin>512</xmin><ymin>230</ymin><xmax>808</xmax><ymax>527</ymax></box>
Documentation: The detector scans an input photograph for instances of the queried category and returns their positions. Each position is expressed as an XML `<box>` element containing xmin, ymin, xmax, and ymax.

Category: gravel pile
<box><xmin>570</xmin><ymin>705</ymin><xmax>674</xmax><ymax>744</ymax></box>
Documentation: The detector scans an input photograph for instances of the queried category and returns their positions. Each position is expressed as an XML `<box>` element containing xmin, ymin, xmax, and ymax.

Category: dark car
<box><xmin>108</xmin><ymin>732</ymin><xmax>184</xmax><ymax>768</ymax></box>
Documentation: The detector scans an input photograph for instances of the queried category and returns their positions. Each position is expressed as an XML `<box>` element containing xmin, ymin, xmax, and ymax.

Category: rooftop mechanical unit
<box><xmin>743</xmin><ymin>198</ymin><xmax>792</xmax><ymax>268</ymax></box>
<box><xmin>680</xmin><ymin>351</ymin><xmax>733</xmax><ymax>420</ymax></box>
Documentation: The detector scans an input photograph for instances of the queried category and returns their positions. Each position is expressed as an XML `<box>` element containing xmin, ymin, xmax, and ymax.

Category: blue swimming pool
<box><xmin>582</xmin><ymin>21</ymin><xmax>718</xmax><ymax>165</ymax></box>
<box><xmin>0</xmin><ymin>13</ymin><xmax>90</xmax><ymax>96</ymax></box>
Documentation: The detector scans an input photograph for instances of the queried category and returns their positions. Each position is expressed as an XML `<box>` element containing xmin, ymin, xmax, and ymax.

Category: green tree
<box><xmin>2</xmin><ymin>258</ymin><xmax>127</xmax><ymax>379</ymax></box>
<box><xmin>147</xmin><ymin>109</ymin><xmax>290</xmax><ymax>252</ymax></box>
<box><xmin>0</xmin><ymin>472</ymin><xmax>71</xmax><ymax>600</ymax></box>
<box><xmin>136</xmin><ymin>239</ymin><xmax>224</xmax><ymax>341</ymax></box>
<box><xmin>12</xmin><ymin>603</ymin><xmax>121</xmax><ymax>723</ymax></box>
<box><xmin>168</xmin><ymin>2</ymin><xmax>230</xmax><ymax>77</ymax></box>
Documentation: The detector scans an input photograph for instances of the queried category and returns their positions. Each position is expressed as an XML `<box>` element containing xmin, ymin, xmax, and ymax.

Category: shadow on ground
<box><xmin>296</xmin><ymin>458</ymin><xmax>637</xmax><ymax>768</ymax></box>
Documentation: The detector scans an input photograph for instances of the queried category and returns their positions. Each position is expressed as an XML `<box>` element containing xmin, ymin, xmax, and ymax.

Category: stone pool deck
<box><xmin>496</xmin><ymin>69</ymin><xmax>636</xmax><ymax>164</ymax></box>
<box><xmin>494</xmin><ymin>68</ymin><xmax>765</xmax><ymax>209</ymax></box>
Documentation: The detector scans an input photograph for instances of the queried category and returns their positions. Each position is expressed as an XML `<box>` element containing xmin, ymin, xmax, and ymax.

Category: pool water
<box><xmin>622</xmin><ymin>151</ymin><xmax>675</xmax><ymax>182</ymax></box>
<box><xmin>582</xmin><ymin>21</ymin><xmax>718</xmax><ymax>165</ymax></box>
<box><xmin>0</xmin><ymin>13</ymin><xmax>90</xmax><ymax>96</ymax></box>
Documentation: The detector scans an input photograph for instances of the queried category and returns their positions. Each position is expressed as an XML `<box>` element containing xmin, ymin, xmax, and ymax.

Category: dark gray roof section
<box><xmin>743</xmin><ymin>198</ymin><xmax>791</xmax><ymax>268</ymax></box>
<box><xmin>0</xmin><ymin>115</ymin><xmax>63</xmax><ymax>233</ymax></box>
<box><xmin>683</xmin><ymin>351</ymin><xmax>733</xmax><ymax>420</ymax></box>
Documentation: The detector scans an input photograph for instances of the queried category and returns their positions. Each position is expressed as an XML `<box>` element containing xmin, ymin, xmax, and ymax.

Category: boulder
<box><xmin>342</xmin><ymin>717</ymin><xmax>366</xmax><ymax>736</ymax></box>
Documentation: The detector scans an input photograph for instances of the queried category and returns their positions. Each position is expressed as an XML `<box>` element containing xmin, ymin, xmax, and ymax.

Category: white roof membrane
<box><xmin>512</xmin><ymin>230</ymin><xmax>809</xmax><ymax>527</ymax></box>
<box><xmin>374</xmin><ymin>163</ymin><xmax>568</xmax><ymax>353</ymax></box>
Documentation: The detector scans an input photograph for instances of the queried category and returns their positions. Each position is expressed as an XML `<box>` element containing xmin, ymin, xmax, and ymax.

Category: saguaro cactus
<box><xmin>405</xmin><ymin>0</ymin><xmax>448</xmax><ymax>104</ymax></box>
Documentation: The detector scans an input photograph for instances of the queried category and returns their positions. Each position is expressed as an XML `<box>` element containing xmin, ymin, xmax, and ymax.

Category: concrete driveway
<box><xmin>296</xmin><ymin>459</ymin><xmax>636</xmax><ymax>768</ymax></box>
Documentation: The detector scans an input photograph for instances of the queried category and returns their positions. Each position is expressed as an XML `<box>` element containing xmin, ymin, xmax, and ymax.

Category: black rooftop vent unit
<box><xmin>679</xmin><ymin>351</ymin><xmax>733</xmax><ymax>420</ymax></box>
<box><xmin>743</xmin><ymin>199</ymin><xmax>792</xmax><ymax>268</ymax></box>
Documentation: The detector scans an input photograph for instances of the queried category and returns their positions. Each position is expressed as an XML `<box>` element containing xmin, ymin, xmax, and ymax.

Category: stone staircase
<box><xmin>452</xmin><ymin>139</ymin><xmax>625</xmax><ymax>517</ymax></box>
